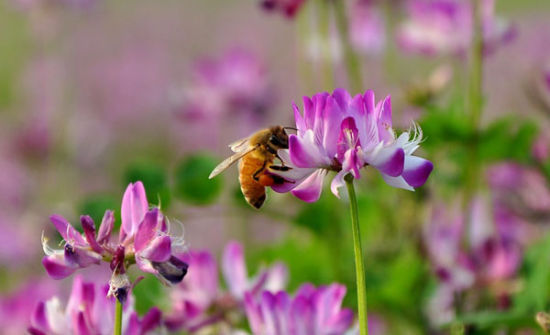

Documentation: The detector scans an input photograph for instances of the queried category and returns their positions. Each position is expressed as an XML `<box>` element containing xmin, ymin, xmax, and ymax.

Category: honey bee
<box><xmin>209</xmin><ymin>126</ymin><xmax>292</xmax><ymax>209</ymax></box>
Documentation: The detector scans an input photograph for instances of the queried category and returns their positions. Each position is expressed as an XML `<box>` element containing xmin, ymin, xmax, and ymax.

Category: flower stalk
<box><xmin>114</xmin><ymin>298</ymin><xmax>123</xmax><ymax>335</ymax></box>
<box><xmin>345</xmin><ymin>173</ymin><xmax>368</xmax><ymax>335</ymax></box>
<box><xmin>332</xmin><ymin>0</ymin><xmax>362</xmax><ymax>93</ymax></box>
<box><xmin>463</xmin><ymin>0</ymin><xmax>484</xmax><ymax>219</ymax></box>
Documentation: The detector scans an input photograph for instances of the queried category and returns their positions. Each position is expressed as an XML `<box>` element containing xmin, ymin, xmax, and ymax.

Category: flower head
<box><xmin>28</xmin><ymin>276</ymin><xmax>161</xmax><ymax>335</ymax></box>
<box><xmin>166</xmin><ymin>241</ymin><xmax>287</xmax><ymax>332</ymax></box>
<box><xmin>41</xmin><ymin>181</ymin><xmax>188</xmax><ymax>298</ymax></box>
<box><xmin>272</xmin><ymin>89</ymin><xmax>433</xmax><ymax>202</ymax></box>
<box><xmin>244</xmin><ymin>283</ymin><xmax>354</xmax><ymax>335</ymax></box>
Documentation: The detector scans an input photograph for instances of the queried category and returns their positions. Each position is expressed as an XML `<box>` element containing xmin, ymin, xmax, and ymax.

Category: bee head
<box><xmin>268</xmin><ymin>126</ymin><xmax>289</xmax><ymax>150</ymax></box>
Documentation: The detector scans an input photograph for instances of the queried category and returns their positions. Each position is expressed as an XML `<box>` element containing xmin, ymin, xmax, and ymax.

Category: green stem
<box><xmin>463</xmin><ymin>0</ymin><xmax>484</xmax><ymax>216</ymax></box>
<box><xmin>114</xmin><ymin>298</ymin><xmax>123</xmax><ymax>335</ymax></box>
<box><xmin>345</xmin><ymin>174</ymin><xmax>368</xmax><ymax>335</ymax></box>
<box><xmin>332</xmin><ymin>0</ymin><xmax>363</xmax><ymax>93</ymax></box>
<box><xmin>318</xmin><ymin>0</ymin><xmax>335</xmax><ymax>89</ymax></box>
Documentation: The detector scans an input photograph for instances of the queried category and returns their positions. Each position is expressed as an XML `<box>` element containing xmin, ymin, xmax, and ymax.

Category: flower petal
<box><xmin>97</xmin><ymin>210</ymin><xmax>114</xmax><ymax>245</ymax></box>
<box><xmin>222</xmin><ymin>241</ymin><xmax>248</xmax><ymax>298</ymax></box>
<box><xmin>330</xmin><ymin>170</ymin><xmax>347</xmax><ymax>198</ymax></box>
<box><xmin>121</xmin><ymin>181</ymin><xmax>148</xmax><ymax>240</ymax></box>
<box><xmin>381</xmin><ymin>174</ymin><xmax>414</xmax><ymax>191</ymax></box>
<box><xmin>80</xmin><ymin>216</ymin><xmax>103</xmax><ymax>254</ymax></box>
<box><xmin>402</xmin><ymin>156</ymin><xmax>434</xmax><ymax>188</ymax></box>
<box><xmin>291</xmin><ymin>169</ymin><xmax>326</xmax><ymax>203</ymax></box>
<box><xmin>42</xmin><ymin>256</ymin><xmax>77</xmax><ymax>280</ymax></box>
<box><xmin>50</xmin><ymin>215</ymin><xmax>86</xmax><ymax>246</ymax></box>
<box><xmin>134</xmin><ymin>209</ymin><xmax>159</xmax><ymax>252</ymax></box>
<box><xmin>367</xmin><ymin>143</ymin><xmax>405</xmax><ymax>177</ymax></box>
<box><xmin>139</xmin><ymin>235</ymin><xmax>172</xmax><ymax>263</ymax></box>
<box><xmin>289</xmin><ymin>132</ymin><xmax>328</xmax><ymax>168</ymax></box>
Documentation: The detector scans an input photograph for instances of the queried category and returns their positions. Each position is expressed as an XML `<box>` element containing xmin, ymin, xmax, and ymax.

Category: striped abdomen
<box><xmin>239</xmin><ymin>155</ymin><xmax>270</xmax><ymax>209</ymax></box>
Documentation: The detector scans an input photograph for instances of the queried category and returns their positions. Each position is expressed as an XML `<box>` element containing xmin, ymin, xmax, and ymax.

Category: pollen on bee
<box><xmin>258</xmin><ymin>174</ymin><xmax>275</xmax><ymax>186</ymax></box>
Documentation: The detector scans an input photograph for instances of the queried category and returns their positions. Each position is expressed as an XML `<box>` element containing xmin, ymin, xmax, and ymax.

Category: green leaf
<box><xmin>513</xmin><ymin>232</ymin><xmax>550</xmax><ymax>312</ymax></box>
<box><xmin>124</xmin><ymin>160</ymin><xmax>170</xmax><ymax>208</ymax></box>
<box><xmin>174</xmin><ymin>153</ymin><xmax>223</xmax><ymax>205</ymax></box>
<box><xmin>131</xmin><ymin>274</ymin><xmax>167</xmax><ymax>315</ymax></box>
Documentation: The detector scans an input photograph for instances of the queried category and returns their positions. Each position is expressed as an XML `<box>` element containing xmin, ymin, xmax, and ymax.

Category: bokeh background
<box><xmin>1</xmin><ymin>0</ymin><xmax>550</xmax><ymax>334</ymax></box>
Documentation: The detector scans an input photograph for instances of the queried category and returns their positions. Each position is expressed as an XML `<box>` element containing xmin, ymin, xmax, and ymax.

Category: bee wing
<box><xmin>229</xmin><ymin>136</ymin><xmax>251</xmax><ymax>153</ymax></box>
<box><xmin>209</xmin><ymin>145</ymin><xmax>258</xmax><ymax>179</ymax></box>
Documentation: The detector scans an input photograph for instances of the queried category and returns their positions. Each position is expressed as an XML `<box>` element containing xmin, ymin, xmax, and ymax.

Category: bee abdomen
<box><xmin>239</xmin><ymin>156</ymin><xmax>268</xmax><ymax>209</ymax></box>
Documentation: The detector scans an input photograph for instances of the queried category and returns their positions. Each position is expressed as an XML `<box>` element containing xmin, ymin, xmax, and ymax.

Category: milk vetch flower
<box><xmin>271</xmin><ymin>88</ymin><xmax>433</xmax><ymax>202</ymax></box>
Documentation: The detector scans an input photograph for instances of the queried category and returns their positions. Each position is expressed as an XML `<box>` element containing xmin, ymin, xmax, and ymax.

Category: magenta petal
<box><xmin>31</xmin><ymin>301</ymin><xmax>49</xmax><ymax>331</ymax></box>
<box><xmin>139</xmin><ymin>235</ymin><xmax>171</xmax><ymax>262</ymax></box>
<box><xmin>42</xmin><ymin>256</ymin><xmax>77</xmax><ymax>279</ymax></box>
<box><xmin>50</xmin><ymin>215</ymin><xmax>86</xmax><ymax>245</ymax></box>
<box><xmin>222</xmin><ymin>241</ymin><xmax>248</xmax><ymax>298</ymax></box>
<box><xmin>75</xmin><ymin>311</ymin><xmax>91</xmax><ymax>335</ymax></box>
<box><xmin>134</xmin><ymin>209</ymin><xmax>159</xmax><ymax>252</ymax></box>
<box><xmin>402</xmin><ymin>156</ymin><xmax>434</xmax><ymax>188</ymax></box>
<box><xmin>97</xmin><ymin>210</ymin><xmax>114</xmax><ymax>245</ymax></box>
<box><xmin>291</xmin><ymin>169</ymin><xmax>325</xmax><ymax>203</ymax></box>
<box><xmin>80</xmin><ymin>216</ymin><xmax>102</xmax><ymax>254</ymax></box>
<box><xmin>244</xmin><ymin>292</ymin><xmax>263</xmax><ymax>335</ymax></box>
<box><xmin>141</xmin><ymin>307</ymin><xmax>162</xmax><ymax>333</ymax></box>
<box><xmin>289</xmin><ymin>133</ymin><xmax>324</xmax><ymax>168</ymax></box>
<box><xmin>121</xmin><ymin>181</ymin><xmax>149</xmax><ymax>239</ymax></box>
<box><xmin>371</xmin><ymin>145</ymin><xmax>405</xmax><ymax>177</ymax></box>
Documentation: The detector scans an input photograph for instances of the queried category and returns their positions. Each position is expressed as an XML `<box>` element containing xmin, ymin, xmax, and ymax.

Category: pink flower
<box><xmin>350</xmin><ymin>0</ymin><xmax>386</xmax><ymax>55</ymax></box>
<box><xmin>42</xmin><ymin>182</ymin><xmax>188</xmax><ymax>300</ymax></box>
<box><xmin>244</xmin><ymin>283</ymin><xmax>354</xmax><ymax>335</ymax></box>
<box><xmin>166</xmin><ymin>241</ymin><xmax>287</xmax><ymax>332</ymax></box>
<box><xmin>272</xmin><ymin>89</ymin><xmax>433</xmax><ymax>203</ymax></box>
<box><xmin>396</xmin><ymin>0</ymin><xmax>514</xmax><ymax>56</ymax></box>
<box><xmin>28</xmin><ymin>276</ymin><xmax>161</xmax><ymax>335</ymax></box>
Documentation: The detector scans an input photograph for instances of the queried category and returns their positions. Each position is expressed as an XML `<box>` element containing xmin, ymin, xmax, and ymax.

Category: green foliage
<box><xmin>479</xmin><ymin>119</ymin><xmax>538</xmax><ymax>164</ymax></box>
<box><xmin>294</xmin><ymin>192</ymin><xmax>344</xmax><ymax>236</ymax></box>
<box><xmin>132</xmin><ymin>274</ymin><xmax>168</xmax><ymax>316</ymax></box>
<box><xmin>124</xmin><ymin>160</ymin><xmax>171</xmax><ymax>208</ymax></box>
<box><xmin>174</xmin><ymin>153</ymin><xmax>223</xmax><ymax>205</ymax></box>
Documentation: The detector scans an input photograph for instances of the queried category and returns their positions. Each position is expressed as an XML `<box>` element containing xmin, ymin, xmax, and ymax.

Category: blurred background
<box><xmin>1</xmin><ymin>0</ymin><xmax>550</xmax><ymax>334</ymax></box>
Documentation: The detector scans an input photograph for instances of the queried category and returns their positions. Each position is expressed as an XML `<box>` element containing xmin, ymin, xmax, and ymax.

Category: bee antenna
<box><xmin>283</xmin><ymin>126</ymin><xmax>297</xmax><ymax>132</ymax></box>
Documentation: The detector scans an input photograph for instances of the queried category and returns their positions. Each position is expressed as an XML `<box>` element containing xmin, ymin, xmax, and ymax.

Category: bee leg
<box><xmin>252</xmin><ymin>161</ymin><xmax>268</xmax><ymax>182</ymax></box>
<box><xmin>269</xmin><ymin>165</ymin><xmax>291</xmax><ymax>171</ymax></box>
<box><xmin>274</xmin><ymin>152</ymin><xmax>286</xmax><ymax>166</ymax></box>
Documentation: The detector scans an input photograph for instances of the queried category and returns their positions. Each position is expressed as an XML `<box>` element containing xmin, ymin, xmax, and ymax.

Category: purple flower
<box><xmin>166</xmin><ymin>241</ymin><xmax>287</xmax><ymax>332</ymax></box>
<box><xmin>396</xmin><ymin>0</ymin><xmax>514</xmax><ymax>56</ymax></box>
<box><xmin>487</xmin><ymin>162</ymin><xmax>550</xmax><ymax>219</ymax></box>
<box><xmin>0</xmin><ymin>279</ymin><xmax>58</xmax><ymax>335</ymax></box>
<box><xmin>41</xmin><ymin>181</ymin><xmax>188</xmax><ymax>298</ymax></box>
<box><xmin>28</xmin><ymin>276</ymin><xmax>161</xmax><ymax>335</ymax></box>
<box><xmin>244</xmin><ymin>283</ymin><xmax>354</xmax><ymax>335</ymax></box>
<box><xmin>173</xmin><ymin>49</ymin><xmax>275</xmax><ymax>150</ymax></box>
<box><xmin>350</xmin><ymin>0</ymin><xmax>386</xmax><ymax>55</ymax></box>
<box><xmin>271</xmin><ymin>89</ymin><xmax>433</xmax><ymax>203</ymax></box>
<box><xmin>260</xmin><ymin>0</ymin><xmax>306</xmax><ymax>18</ymax></box>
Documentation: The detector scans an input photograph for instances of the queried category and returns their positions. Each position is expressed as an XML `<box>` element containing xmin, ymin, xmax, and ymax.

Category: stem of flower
<box><xmin>463</xmin><ymin>0</ymin><xmax>484</xmax><ymax>221</ymax></box>
<box><xmin>332</xmin><ymin>0</ymin><xmax>363</xmax><ymax>93</ymax></box>
<box><xmin>318</xmin><ymin>0</ymin><xmax>335</xmax><ymax>89</ymax></box>
<box><xmin>114</xmin><ymin>298</ymin><xmax>123</xmax><ymax>335</ymax></box>
<box><xmin>344</xmin><ymin>174</ymin><xmax>368</xmax><ymax>335</ymax></box>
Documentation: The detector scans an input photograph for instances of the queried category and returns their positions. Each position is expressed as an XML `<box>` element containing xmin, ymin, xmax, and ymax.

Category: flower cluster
<box><xmin>350</xmin><ymin>0</ymin><xmax>386</xmax><ymax>56</ymax></box>
<box><xmin>244</xmin><ymin>283</ymin><xmax>354</xmax><ymax>335</ymax></box>
<box><xmin>41</xmin><ymin>182</ymin><xmax>188</xmax><ymax>301</ymax></box>
<box><xmin>28</xmin><ymin>276</ymin><xmax>161</xmax><ymax>335</ymax></box>
<box><xmin>397</xmin><ymin>0</ymin><xmax>514</xmax><ymax>56</ymax></box>
<box><xmin>424</xmin><ymin>197</ymin><xmax>525</xmax><ymax>326</ymax></box>
<box><xmin>166</xmin><ymin>241</ymin><xmax>287</xmax><ymax>333</ymax></box>
<box><xmin>272</xmin><ymin>89</ymin><xmax>433</xmax><ymax>203</ymax></box>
